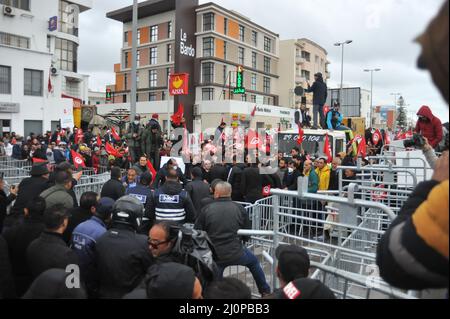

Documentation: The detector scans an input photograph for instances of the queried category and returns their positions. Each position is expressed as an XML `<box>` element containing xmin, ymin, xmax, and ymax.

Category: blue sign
<box><xmin>48</xmin><ymin>16</ymin><xmax>58</xmax><ymax>32</ymax></box>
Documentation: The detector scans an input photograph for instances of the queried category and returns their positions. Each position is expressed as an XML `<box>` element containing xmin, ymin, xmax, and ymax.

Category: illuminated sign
<box><xmin>106</xmin><ymin>89</ymin><xmax>112</xmax><ymax>101</ymax></box>
<box><xmin>233</xmin><ymin>66</ymin><xmax>245</xmax><ymax>95</ymax></box>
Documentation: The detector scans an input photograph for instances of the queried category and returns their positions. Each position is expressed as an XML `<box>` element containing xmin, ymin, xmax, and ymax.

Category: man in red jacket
<box><xmin>415</xmin><ymin>105</ymin><xmax>443</xmax><ymax>148</ymax></box>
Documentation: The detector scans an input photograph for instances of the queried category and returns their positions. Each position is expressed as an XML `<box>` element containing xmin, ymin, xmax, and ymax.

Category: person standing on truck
<box><xmin>305</xmin><ymin>73</ymin><xmax>328</xmax><ymax>129</ymax></box>
<box><xmin>325</xmin><ymin>102</ymin><xmax>351</xmax><ymax>131</ymax></box>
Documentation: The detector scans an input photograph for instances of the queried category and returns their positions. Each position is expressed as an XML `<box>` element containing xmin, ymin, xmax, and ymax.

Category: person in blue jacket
<box><xmin>70</xmin><ymin>197</ymin><xmax>115</xmax><ymax>297</ymax></box>
<box><xmin>326</xmin><ymin>102</ymin><xmax>351</xmax><ymax>131</ymax></box>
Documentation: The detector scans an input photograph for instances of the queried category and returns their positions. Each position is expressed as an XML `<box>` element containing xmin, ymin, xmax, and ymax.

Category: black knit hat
<box><xmin>30</xmin><ymin>163</ymin><xmax>49</xmax><ymax>176</ymax></box>
<box><xmin>145</xmin><ymin>263</ymin><xmax>196</xmax><ymax>299</ymax></box>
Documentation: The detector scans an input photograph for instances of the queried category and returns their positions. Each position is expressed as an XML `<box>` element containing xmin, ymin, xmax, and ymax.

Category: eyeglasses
<box><xmin>148</xmin><ymin>239</ymin><xmax>169</xmax><ymax>250</ymax></box>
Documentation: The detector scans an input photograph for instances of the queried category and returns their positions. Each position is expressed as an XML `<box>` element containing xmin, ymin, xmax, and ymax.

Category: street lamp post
<box><xmin>334</xmin><ymin>40</ymin><xmax>353</xmax><ymax>106</ymax></box>
<box><xmin>391</xmin><ymin>92</ymin><xmax>402</xmax><ymax>131</ymax></box>
<box><xmin>364</xmin><ymin>68</ymin><xmax>381</xmax><ymax>128</ymax></box>
<box><xmin>130</xmin><ymin>0</ymin><xmax>138</xmax><ymax>122</ymax></box>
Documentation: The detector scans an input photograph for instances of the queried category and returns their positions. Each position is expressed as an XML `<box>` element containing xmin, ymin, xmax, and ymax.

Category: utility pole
<box><xmin>364</xmin><ymin>68</ymin><xmax>381</xmax><ymax>127</ymax></box>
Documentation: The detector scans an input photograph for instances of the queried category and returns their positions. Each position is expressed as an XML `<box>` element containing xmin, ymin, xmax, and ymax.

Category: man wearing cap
<box><xmin>149</xmin><ymin>114</ymin><xmax>162</xmax><ymax>132</ymax></box>
<box><xmin>8</xmin><ymin>163</ymin><xmax>51</xmax><ymax>229</ymax></box>
<box><xmin>126</xmin><ymin>116</ymin><xmax>143</xmax><ymax>164</ymax></box>
<box><xmin>305</xmin><ymin>72</ymin><xmax>328</xmax><ymax>129</ymax></box>
<box><xmin>71</xmin><ymin>197</ymin><xmax>115</xmax><ymax>296</ymax></box>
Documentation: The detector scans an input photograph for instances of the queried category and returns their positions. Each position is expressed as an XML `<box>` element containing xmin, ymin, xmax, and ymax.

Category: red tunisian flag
<box><xmin>297</xmin><ymin>123</ymin><xmax>304</xmax><ymax>145</ymax></box>
<box><xmin>74</xmin><ymin>128</ymin><xmax>83</xmax><ymax>144</ymax></box>
<box><xmin>105</xmin><ymin>142</ymin><xmax>122</xmax><ymax>158</ymax></box>
<box><xmin>97</xmin><ymin>134</ymin><xmax>102</xmax><ymax>147</ymax></box>
<box><xmin>250</xmin><ymin>105</ymin><xmax>257</xmax><ymax>118</ymax></box>
<box><xmin>357</xmin><ymin>137</ymin><xmax>367</xmax><ymax>158</ymax></box>
<box><xmin>147</xmin><ymin>160</ymin><xmax>157</xmax><ymax>183</ymax></box>
<box><xmin>171</xmin><ymin>103</ymin><xmax>184</xmax><ymax>126</ymax></box>
<box><xmin>323</xmin><ymin>134</ymin><xmax>333</xmax><ymax>163</ymax></box>
<box><xmin>372</xmin><ymin>129</ymin><xmax>382</xmax><ymax>145</ymax></box>
<box><xmin>246</xmin><ymin>129</ymin><xmax>263</xmax><ymax>150</ymax></box>
<box><xmin>111</xmin><ymin>127</ymin><xmax>121</xmax><ymax>141</ymax></box>
<box><xmin>48</xmin><ymin>72</ymin><xmax>53</xmax><ymax>94</ymax></box>
<box><xmin>405</xmin><ymin>130</ymin><xmax>413</xmax><ymax>139</ymax></box>
<box><xmin>384</xmin><ymin>131</ymin><xmax>391</xmax><ymax>145</ymax></box>
<box><xmin>71</xmin><ymin>150</ymin><xmax>86</xmax><ymax>169</ymax></box>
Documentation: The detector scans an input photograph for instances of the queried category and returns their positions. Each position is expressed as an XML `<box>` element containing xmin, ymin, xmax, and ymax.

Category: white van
<box><xmin>277</xmin><ymin>129</ymin><xmax>347</xmax><ymax>158</ymax></box>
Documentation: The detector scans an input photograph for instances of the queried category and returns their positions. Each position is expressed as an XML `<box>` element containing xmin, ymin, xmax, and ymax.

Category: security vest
<box><xmin>126</xmin><ymin>184</ymin><xmax>152</xmax><ymax>205</ymax></box>
<box><xmin>153</xmin><ymin>188</ymin><xmax>188</xmax><ymax>223</ymax></box>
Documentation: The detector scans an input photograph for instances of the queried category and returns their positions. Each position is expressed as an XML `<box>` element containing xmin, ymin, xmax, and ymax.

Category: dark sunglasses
<box><xmin>148</xmin><ymin>239</ymin><xmax>169</xmax><ymax>249</ymax></box>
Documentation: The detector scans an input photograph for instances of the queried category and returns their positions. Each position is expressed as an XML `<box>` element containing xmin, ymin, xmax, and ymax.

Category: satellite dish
<box><xmin>294</xmin><ymin>86</ymin><xmax>304</xmax><ymax>96</ymax></box>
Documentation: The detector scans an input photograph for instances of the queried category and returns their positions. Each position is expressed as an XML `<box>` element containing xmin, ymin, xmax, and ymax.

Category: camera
<box><xmin>403</xmin><ymin>133</ymin><xmax>426</xmax><ymax>149</ymax></box>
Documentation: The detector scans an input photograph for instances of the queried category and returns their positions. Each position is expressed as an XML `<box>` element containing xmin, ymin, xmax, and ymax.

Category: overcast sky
<box><xmin>78</xmin><ymin>0</ymin><xmax>449</xmax><ymax>121</ymax></box>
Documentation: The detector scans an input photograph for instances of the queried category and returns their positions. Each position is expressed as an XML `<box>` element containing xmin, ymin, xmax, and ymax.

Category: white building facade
<box><xmin>0</xmin><ymin>0</ymin><xmax>91</xmax><ymax>137</ymax></box>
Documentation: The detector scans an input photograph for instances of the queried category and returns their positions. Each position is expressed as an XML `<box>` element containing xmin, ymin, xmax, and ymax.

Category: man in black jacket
<box><xmin>227</xmin><ymin>160</ymin><xmax>246</xmax><ymax>202</ymax></box>
<box><xmin>241</xmin><ymin>161</ymin><xmax>263</xmax><ymax>204</ymax></box>
<box><xmin>100</xmin><ymin>167</ymin><xmax>125</xmax><ymax>201</ymax></box>
<box><xmin>152</xmin><ymin>159</ymin><xmax>187</xmax><ymax>189</ymax></box>
<box><xmin>95</xmin><ymin>196</ymin><xmax>154</xmax><ymax>298</ymax></box>
<box><xmin>195</xmin><ymin>182</ymin><xmax>270</xmax><ymax>296</ymax></box>
<box><xmin>3</xmin><ymin>197</ymin><xmax>46</xmax><ymax>297</ymax></box>
<box><xmin>305</xmin><ymin>72</ymin><xmax>328</xmax><ymax>129</ymax></box>
<box><xmin>144</xmin><ymin>169</ymin><xmax>196</xmax><ymax>233</ymax></box>
<box><xmin>210</xmin><ymin>162</ymin><xmax>228</xmax><ymax>182</ymax></box>
<box><xmin>0</xmin><ymin>235</ymin><xmax>15</xmax><ymax>299</ymax></box>
<box><xmin>26</xmin><ymin>204</ymin><xmax>79</xmax><ymax>281</ymax></box>
<box><xmin>6</xmin><ymin>163</ymin><xmax>50</xmax><ymax>230</ymax></box>
<box><xmin>185</xmin><ymin>167</ymin><xmax>210</xmax><ymax>214</ymax></box>
<box><xmin>63</xmin><ymin>191</ymin><xmax>98</xmax><ymax>243</ymax></box>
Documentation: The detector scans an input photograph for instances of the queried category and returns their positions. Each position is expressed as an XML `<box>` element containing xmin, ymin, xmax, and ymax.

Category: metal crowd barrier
<box><xmin>228</xmin><ymin>177</ymin><xmax>421</xmax><ymax>299</ymax></box>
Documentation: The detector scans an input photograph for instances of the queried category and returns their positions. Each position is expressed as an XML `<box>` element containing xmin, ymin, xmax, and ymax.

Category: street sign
<box><xmin>169</xmin><ymin>73</ymin><xmax>189</xmax><ymax>95</ymax></box>
<box><xmin>233</xmin><ymin>66</ymin><xmax>246</xmax><ymax>94</ymax></box>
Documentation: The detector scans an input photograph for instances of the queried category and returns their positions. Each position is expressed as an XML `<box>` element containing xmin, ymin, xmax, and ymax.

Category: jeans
<box><xmin>217</xmin><ymin>248</ymin><xmax>271</xmax><ymax>294</ymax></box>
<box><xmin>313</xmin><ymin>104</ymin><xmax>325</xmax><ymax>128</ymax></box>
<box><xmin>335</xmin><ymin>125</ymin><xmax>351</xmax><ymax>131</ymax></box>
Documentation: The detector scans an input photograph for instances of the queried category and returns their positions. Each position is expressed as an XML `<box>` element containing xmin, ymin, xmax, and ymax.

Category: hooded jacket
<box><xmin>377</xmin><ymin>180</ymin><xmax>449</xmax><ymax>290</ymax></box>
<box><xmin>315</xmin><ymin>165</ymin><xmax>331</xmax><ymax>191</ymax></box>
<box><xmin>415</xmin><ymin>105</ymin><xmax>443</xmax><ymax>148</ymax></box>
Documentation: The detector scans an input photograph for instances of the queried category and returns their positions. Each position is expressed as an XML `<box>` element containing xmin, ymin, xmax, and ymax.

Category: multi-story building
<box><xmin>195</xmin><ymin>2</ymin><xmax>280</xmax><ymax>106</ymax></box>
<box><xmin>279</xmin><ymin>38</ymin><xmax>330</xmax><ymax>110</ymax></box>
<box><xmin>0</xmin><ymin>0</ymin><xmax>91</xmax><ymax>137</ymax></box>
<box><xmin>105</xmin><ymin>1</ymin><xmax>292</xmax><ymax>132</ymax></box>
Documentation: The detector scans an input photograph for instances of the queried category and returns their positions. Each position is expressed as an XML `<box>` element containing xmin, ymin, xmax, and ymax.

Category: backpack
<box><xmin>171</xmin><ymin>224</ymin><xmax>219</xmax><ymax>287</ymax></box>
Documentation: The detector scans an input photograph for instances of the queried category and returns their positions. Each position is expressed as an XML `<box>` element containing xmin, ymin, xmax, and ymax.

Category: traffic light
<box><xmin>106</xmin><ymin>88</ymin><xmax>112</xmax><ymax>102</ymax></box>
<box><xmin>233</xmin><ymin>66</ymin><xmax>245</xmax><ymax>95</ymax></box>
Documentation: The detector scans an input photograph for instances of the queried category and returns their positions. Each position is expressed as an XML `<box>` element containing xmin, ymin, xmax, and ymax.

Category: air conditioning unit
<box><xmin>50</xmin><ymin>67</ymin><xmax>59</xmax><ymax>76</ymax></box>
<box><xmin>3</xmin><ymin>6</ymin><xmax>16</xmax><ymax>17</ymax></box>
